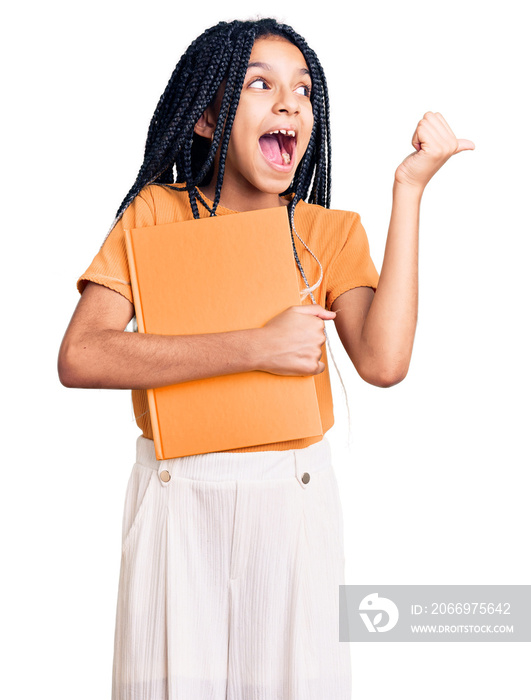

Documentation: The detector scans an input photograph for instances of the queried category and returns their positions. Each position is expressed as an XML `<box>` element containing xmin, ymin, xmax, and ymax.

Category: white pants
<box><xmin>112</xmin><ymin>436</ymin><xmax>351</xmax><ymax>700</ymax></box>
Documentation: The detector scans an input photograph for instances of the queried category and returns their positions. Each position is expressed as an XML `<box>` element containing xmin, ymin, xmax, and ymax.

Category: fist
<box><xmin>395</xmin><ymin>111</ymin><xmax>475</xmax><ymax>190</ymax></box>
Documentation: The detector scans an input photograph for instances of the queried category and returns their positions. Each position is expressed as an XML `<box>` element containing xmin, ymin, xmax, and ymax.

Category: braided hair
<box><xmin>111</xmin><ymin>18</ymin><xmax>331</xmax><ymax>230</ymax></box>
<box><xmin>113</xmin><ymin>20</ymin><xmax>353</xmax><ymax>439</ymax></box>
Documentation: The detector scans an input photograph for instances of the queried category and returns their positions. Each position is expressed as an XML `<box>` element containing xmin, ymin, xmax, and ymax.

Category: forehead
<box><xmin>248</xmin><ymin>36</ymin><xmax>310</xmax><ymax>76</ymax></box>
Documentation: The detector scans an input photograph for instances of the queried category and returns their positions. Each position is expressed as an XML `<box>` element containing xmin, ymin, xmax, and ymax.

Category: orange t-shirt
<box><xmin>78</xmin><ymin>184</ymin><xmax>379</xmax><ymax>452</ymax></box>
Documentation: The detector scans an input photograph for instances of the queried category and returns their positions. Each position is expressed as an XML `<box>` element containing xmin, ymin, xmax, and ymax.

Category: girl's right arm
<box><xmin>58</xmin><ymin>282</ymin><xmax>336</xmax><ymax>389</ymax></box>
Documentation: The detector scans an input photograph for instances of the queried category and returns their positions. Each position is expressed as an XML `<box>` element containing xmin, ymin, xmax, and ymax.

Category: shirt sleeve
<box><xmin>326</xmin><ymin>212</ymin><xmax>379</xmax><ymax>310</ymax></box>
<box><xmin>77</xmin><ymin>191</ymin><xmax>155</xmax><ymax>303</ymax></box>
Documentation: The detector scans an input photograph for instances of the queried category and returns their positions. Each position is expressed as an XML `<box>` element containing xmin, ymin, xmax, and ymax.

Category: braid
<box><xmin>210</xmin><ymin>31</ymin><xmax>256</xmax><ymax>214</ymax></box>
<box><xmin>106</xmin><ymin>19</ymin><xmax>353</xmax><ymax>436</ymax></box>
<box><xmin>108</xmin><ymin>18</ymin><xmax>332</xmax><ymax>234</ymax></box>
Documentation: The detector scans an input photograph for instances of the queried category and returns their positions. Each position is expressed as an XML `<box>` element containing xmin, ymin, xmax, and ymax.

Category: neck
<box><xmin>198</xmin><ymin>178</ymin><xmax>289</xmax><ymax>213</ymax></box>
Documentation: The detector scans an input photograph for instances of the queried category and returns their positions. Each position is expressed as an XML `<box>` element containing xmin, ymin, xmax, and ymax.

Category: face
<box><xmin>196</xmin><ymin>36</ymin><xmax>314</xmax><ymax>209</ymax></box>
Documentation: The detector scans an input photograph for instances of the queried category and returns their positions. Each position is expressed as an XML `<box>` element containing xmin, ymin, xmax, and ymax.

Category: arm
<box><xmin>58</xmin><ymin>281</ymin><xmax>336</xmax><ymax>389</ymax></box>
<box><xmin>332</xmin><ymin>182</ymin><xmax>421</xmax><ymax>387</ymax></box>
<box><xmin>332</xmin><ymin>112</ymin><xmax>475</xmax><ymax>387</ymax></box>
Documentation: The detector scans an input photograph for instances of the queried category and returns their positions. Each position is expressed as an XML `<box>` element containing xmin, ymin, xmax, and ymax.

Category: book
<box><xmin>125</xmin><ymin>205</ymin><xmax>323</xmax><ymax>459</ymax></box>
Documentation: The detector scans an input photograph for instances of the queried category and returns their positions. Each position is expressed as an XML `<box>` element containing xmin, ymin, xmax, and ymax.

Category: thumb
<box><xmin>455</xmin><ymin>138</ymin><xmax>476</xmax><ymax>153</ymax></box>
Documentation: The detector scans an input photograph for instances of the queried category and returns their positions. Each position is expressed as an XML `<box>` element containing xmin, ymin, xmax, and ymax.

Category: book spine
<box><xmin>124</xmin><ymin>230</ymin><xmax>165</xmax><ymax>460</ymax></box>
<box><xmin>147</xmin><ymin>390</ymin><xmax>165</xmax><ymax>460</ymax></box>
<box><xmin>124</xmin><ymin>231</ymin><xmax>146</xmax><ymax>334</ymax></box>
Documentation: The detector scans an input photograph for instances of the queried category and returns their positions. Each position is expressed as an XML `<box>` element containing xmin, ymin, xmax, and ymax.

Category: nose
<box><xmin>273</xmin><ymin>85</ymin><xmax>299</xmax><ymax>115</ymax></box>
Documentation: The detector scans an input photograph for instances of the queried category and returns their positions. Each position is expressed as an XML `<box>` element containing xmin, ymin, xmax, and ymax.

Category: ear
<box><xmin>193</xmin><ymin>106</ymin><xmax>217</xmax><ymax>140</ymax></box>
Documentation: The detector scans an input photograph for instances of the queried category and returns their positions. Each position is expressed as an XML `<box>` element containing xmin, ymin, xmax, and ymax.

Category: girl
<box><xmin>58</xmin><ymin>17</ymin><xmax>474</xmax><ymax>700</ymax></box>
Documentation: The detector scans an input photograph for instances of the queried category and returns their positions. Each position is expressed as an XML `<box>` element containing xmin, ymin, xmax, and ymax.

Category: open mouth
<box><xmin>258</xmin><ymin>129</ymin><xmax>297</xmax><ymax>168</ymax></box>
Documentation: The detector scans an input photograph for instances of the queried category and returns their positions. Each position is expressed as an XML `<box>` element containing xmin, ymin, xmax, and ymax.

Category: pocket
<box><xmin>121</xmin><ymin>463</ymin><xmax>157</xmax><ymax>554</ymax></box>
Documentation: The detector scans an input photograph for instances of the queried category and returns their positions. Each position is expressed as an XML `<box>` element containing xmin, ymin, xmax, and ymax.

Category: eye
<box><xmin>295</xmin><ymin>84</ymin><xmax>312</xmax><ymax>97</ymax></box>
<box><xmin>249</xmin><ymin>77</ymin><xmax>269</xmax><ymax>90</ymax></box>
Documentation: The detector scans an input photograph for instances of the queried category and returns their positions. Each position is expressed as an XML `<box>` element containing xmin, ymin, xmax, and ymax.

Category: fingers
<box><xmin>292</xmin><ymin>303</ymin><xmax>336</xmax><ymax>320</ymax></box>
<box><xmin>412</xmin><ymin>113</ymin><xmax>452</xmax><ymax>152</ymax></box>
<box><xmin>432</xmin><ymin>112</ymin><xmax>455</xmax><ymax>135</ymax></box>
<box><xmin>414</xmin><ymin>111</ymin><xmax>475</xmax><ymax>154</ymax></box>
<box><xmin>433</xmin><ymin>113</ymin><xmax>474</xmax><ymax>151</ymax></box>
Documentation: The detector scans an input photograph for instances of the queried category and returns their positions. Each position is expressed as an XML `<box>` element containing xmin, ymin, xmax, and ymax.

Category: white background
<box><xmin>2</xmin><ymin>0</ymin><xmax>529</xmax><ymax>698</ymax></box>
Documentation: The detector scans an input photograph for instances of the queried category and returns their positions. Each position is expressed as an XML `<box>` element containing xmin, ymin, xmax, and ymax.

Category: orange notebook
<box><xmin>125</xmin><ymin>206</ymin><xmax>323</xmax><ymax>460</ymax></box>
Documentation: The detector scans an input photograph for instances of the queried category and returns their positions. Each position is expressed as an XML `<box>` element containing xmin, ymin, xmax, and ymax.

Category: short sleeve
<box><xmin>77</xmin><ymin>191</ymin><xmax>155</xmax><ymax>303</ymax></box>
<box><xmin>326</xmin><ymin>213</ymin><xmax>379</xmax><ymax>310</ymax></box>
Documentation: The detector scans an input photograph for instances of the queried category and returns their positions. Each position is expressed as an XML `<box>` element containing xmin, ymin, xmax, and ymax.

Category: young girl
<box><xmin>58</xmin><ymin>17</ymin><xmax>474</xmax><ymax>700</ymax></box>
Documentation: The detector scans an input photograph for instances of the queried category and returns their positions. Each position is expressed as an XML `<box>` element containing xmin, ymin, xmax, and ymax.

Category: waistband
<box><xmin>135</xmin><ymin>436</ymin><xmax>332</xmax><ymax>488</ymax></box>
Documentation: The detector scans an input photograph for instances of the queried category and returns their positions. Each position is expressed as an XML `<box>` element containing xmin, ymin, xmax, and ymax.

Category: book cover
<box><xmin>125</xmin><ymin>206</ymin><xmax>323</xmax><ymax>459</ymax></box>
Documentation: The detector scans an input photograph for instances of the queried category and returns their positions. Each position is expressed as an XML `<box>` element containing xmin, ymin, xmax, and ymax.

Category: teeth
<box><xmin>267</xmin><ymin>129</ymin><xmax>296</xmax><ymax>138</ymax></box>
<box><xmin>281</xmin><ymin>152</ymin><xmax>291</xmax><ymax>165</ymax></box>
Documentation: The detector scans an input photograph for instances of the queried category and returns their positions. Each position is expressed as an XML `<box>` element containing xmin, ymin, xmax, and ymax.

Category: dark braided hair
<box><xmin>111</xmin><ymin>18</ymin><xmax>331</xmax><ymax>232</ymax></box>
<box><xmin>107</xmin><ymin>18</ymin><xmax>333</xmax><ymax>319</ymax></box>
<box><xmin>114</xmin><ymin>20</ymin><xmax>354</xmax><ymax>433</ymax></box>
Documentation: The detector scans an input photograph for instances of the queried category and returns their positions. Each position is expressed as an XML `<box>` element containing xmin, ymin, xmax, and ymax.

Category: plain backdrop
<box><xmin>2</xmin><ymin>0</ymin><xmax>529</xmax><ymax>698</ymax></box>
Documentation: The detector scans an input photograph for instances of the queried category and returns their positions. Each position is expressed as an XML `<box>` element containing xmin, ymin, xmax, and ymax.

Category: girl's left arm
<box><xmin>332</xmin><ymin>111</ymin><xmax>475</xmax><ymax>387</ymax></box>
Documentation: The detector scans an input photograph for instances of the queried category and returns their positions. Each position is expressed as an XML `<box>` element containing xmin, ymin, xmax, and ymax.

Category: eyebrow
<box><xmin>246</xmin><ymin>61</ymin><xmax>311</xmax><ymax>77</ymax></box>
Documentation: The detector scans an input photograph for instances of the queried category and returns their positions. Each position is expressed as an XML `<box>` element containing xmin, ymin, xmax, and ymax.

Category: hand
<box><xmin>395</xmin><ymin>112</ymin><xmax>475</xmax><ymax>191</ymax></box>
<box><xmin>257</xmin><ymin>304</ymin><xmax>336</xmax><ymax>376</ymax></box>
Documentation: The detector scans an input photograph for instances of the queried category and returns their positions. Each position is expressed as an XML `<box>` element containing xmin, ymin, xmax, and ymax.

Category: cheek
<box><xmin>227</xmin><ymin>115</ymin><xmax>258</xmax><ymax>160</ymax></box>
<box><xmin>231</xmin><ymin>99</ymin><xmax>261</xmax><ymax>137</ymax></box>
<box><xmin>229</xmin><ymin>133</ymin><xmax>254</xmax><ymax>166</ymax></box>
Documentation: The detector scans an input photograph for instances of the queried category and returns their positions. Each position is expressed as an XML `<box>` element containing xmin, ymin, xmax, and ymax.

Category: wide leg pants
<box><xmin>112</xmin><ymin>436</ymin><xmax>351</xmax><ymax>700</ymax></box>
